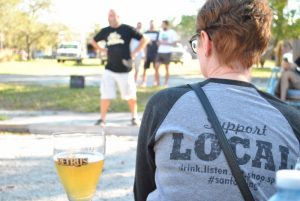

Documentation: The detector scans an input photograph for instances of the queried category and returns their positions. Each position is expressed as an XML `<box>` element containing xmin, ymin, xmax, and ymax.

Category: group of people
<box><xmin>91</xmin><ymin>0</ymin><xmax>300</xmax><ymax>200</ymax></box>
<box><xmin>130</xmin><ymin>20</ymin><xmax>178</xmax><ymax>87</ymax></box>
<box><xmin>91</xmin><ymin>9</ymin><xmax>178</xmax><ymax>126</ymax></box>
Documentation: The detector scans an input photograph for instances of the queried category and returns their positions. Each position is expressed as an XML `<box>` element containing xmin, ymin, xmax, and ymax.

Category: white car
<box><xmin>56</xmin><ymin>42</ymin><xmax>85</xmax><ymax>64</ymax></box>
<box><xmin>171</xmin><ymin>43</ymin><xmax>192</xmax><ymax>65</ymax></box>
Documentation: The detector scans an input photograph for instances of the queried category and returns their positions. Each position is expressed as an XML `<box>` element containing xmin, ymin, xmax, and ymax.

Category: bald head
<box><xmin>149</xmin><ymin>20</ymin><xmax>155</xmax><ymax>31</ymax></box>
<box><xmin>136</xmin><ymin>22</ymin><xmax>142</xmax><ymax>31</ymax></box>
<box><xmin>108</xmin><ymin>9</ymin><xmax>120</xmax><ymax>28</ymax></box>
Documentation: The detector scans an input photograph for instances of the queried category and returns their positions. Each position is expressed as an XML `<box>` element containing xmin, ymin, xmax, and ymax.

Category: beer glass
<box><xmin>53</xmin><ymin>130</ymin><xmax>105</xmax><ymax>201</ymax></box>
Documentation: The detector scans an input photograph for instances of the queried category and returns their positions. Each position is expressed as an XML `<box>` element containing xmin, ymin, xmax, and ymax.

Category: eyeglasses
<box><xmin>189</xmin><ymin>33</ymin><xmax>200</xmax><ymax>54</ymax></box>
<box><xmin>189</xmin><ymin>31</ymin><xmax>212</xmax><ymax>54</ymax></box>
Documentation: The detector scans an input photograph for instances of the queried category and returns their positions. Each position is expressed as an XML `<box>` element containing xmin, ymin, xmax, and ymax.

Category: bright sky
<box><xmin>287</xmin><ymin>0</ymin><xmax>300</xmax><ymax>12</ymax></box>
<box><xmin>46</xmin><ymin>0</ymin><xmax>300</xmax><ymax>35</ymax></box>
<box><xmin>47</xmin><ymin>0</ymin><xmax>204</xmax><ymax>34</ymax></box>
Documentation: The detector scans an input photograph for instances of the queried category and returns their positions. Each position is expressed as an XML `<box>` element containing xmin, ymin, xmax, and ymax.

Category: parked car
<box><xmin>56</xmin><ymin>42</ymin><xmax>85</xmax><ymax>64</ymax></box>
<box><xmin>171</xmin><ymin>43</ymin><xmax>192</xmax><ymax>65</ymax></box>
<box><xmin>99</xmin><ymin>51</ymin><xmax>108</xmax><ymax>65</ymax></box>
<box><xmin>87</xmin><ymin>41</ymin><xmax>107</xmax><ymax>65</ymax></box>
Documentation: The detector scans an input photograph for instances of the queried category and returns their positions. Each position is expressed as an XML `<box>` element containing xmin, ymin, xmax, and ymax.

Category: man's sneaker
<box><xmin>95</xmin><ymin>119</ymin><xmax>105</xmax><ymax>126</ymax></box>
<box><xmin>153</xmin><ymin>81</ymin><xmax>160</xmax><ymax>87</ymax></box>
<box><xmin>138</xmin><ymin>82</ymin><xmax>147</xmax><ymax>88</ymax></box>
<box><xmin>131</xmin><ymin>118</ymin><xmax>140</xmax><ymax>126</ymax></box>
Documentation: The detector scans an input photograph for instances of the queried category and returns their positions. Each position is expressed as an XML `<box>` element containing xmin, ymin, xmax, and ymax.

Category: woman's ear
<box><xmin>200</xmin><ymin>31</ymin><xmax>212</xmax><ymax>57</ymax></box>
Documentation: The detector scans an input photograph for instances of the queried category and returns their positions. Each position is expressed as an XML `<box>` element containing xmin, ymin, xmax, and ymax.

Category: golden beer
<box><xmin>54</xmin><ymin>152</ymin><xmax>104</xmax><ymax>201</ymax></box>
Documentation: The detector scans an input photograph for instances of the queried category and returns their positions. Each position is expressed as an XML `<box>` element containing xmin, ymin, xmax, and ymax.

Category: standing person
<box><xmin>139</xmin><ymin>20</ymin><xmax>159</xmax><ymax>87</ymax></box>
<box><xmin>130</xmin><ymin>22</ymin><xmax>145</xmax><ymax>82</ymax></box>
<box><xmin>154</xmin><ymin>20</ymin><xmax>178</xmax><ymax>87</ymax></box>
<box><xmin>134</xmin><ymin>0</ymin><xmax>300</xmax><ymax>201</ymax></box>
<box><xmin>91</xmin><ymin>9</ymin><xmax>148</xmax><ymax>126</ymax></box>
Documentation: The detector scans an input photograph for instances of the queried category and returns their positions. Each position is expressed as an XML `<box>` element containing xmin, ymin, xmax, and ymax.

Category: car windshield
<box><xmin>59</xmin><ymin>44</ymin><xmax>78</xmax><ymax>49</ymax></box>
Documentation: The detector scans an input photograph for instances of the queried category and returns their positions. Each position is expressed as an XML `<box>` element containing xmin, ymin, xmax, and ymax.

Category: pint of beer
<box><xmin>53</xmin><ymin>130</ymin><xmax>105</xmax><ymax>201</ymax></box>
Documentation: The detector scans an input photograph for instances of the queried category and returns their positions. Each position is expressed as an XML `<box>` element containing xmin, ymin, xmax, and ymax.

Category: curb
<box><xmin>0</xmin><ymin>124</ymin><xmax>139</xmax><ymax>136</ymax></box>
<box><xmin>0</xmin><ymin>124</ymin><xmax>30</xmax><ymax>133</ymax></box>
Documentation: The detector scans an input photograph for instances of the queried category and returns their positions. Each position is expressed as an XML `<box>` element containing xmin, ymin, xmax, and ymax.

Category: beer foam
<box><xmin>53</xmin><ymin>152</ymin><xmax>104</xmax><ymax>163</ymax></box>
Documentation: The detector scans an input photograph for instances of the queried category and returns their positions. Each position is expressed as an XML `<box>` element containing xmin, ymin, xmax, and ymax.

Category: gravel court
<box><xmin>0</xmin><ymin>134</ymin><xmax>137</xmax><ymax>201</ymax></box>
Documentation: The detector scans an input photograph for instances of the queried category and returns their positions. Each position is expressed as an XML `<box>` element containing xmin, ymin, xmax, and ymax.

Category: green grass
<box><xmin>0</xmin><ymin>59</ymin><xmax>276</xmax><ymax>78</ymax></box>
<box><xmin>0</xmin><ymin>59</ymin><xmax>104</xmax><ymax>75</ymax></box>
<box><xmin>0</xmin><ymin>83</ymin><xmax>161</xmax><ymax>112</ymax></box>
<box><xmin>250</xmin><ymin>60</ymin><xmax>276</xmax><ymax>77</ymax></box>
<box><xmin>0</xmin><ymin>59</ymin><xmax>277</xmax><ymax>114</ymax></box>
<box><xmin>0</xmin><ymin>59</ymin><xmax>277</xmax><ymax>113</ymax></box>
<box><xmin>0</xmin><ymin>115</ymin><xmax>9</xmax><ymax>121</ymax></box>
<box><xmin>251</xmin><ymin>67</ymin><xmax>273</xmax><ymax>78</ymax></box>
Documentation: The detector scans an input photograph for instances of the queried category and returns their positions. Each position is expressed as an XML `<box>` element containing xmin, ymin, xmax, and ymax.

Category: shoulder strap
<box><xmin>188</xmin><ymin>83</ymin><xmax>255</xmax><ymax>201</ymax></box>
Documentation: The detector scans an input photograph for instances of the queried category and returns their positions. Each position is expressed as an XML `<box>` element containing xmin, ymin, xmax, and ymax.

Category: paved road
<box><xmin>0</xmin><ymin>74</ymin><xmax>102</xmax><ymax>86</ymax></box>
<box><xmin>0</xmin><ymin>74</ymin><xmax>207</xmax><ymax>88</ymax></box>
<box><xmin>0</xmin><ymin>111</ymin><xmax>141</xmax><ymax>135</ymax></box>
<box><xmin>0</xmin><ymin>74</ymin><xmax>268</xmax><ymax>88</ymax></box>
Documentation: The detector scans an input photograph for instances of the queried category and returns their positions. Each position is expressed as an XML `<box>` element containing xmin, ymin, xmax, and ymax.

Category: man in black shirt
<box><xmin>139</xmin><ymin>20</ymin><xmax>159</xmax><ymax>87</ymax></box>
<box><xmin>91</xmin><ymin>9</ymin><xmax>148</xmax><ymax>125</ymax></box>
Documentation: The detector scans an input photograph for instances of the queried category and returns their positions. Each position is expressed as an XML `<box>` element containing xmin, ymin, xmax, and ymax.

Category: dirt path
<box><xmin>0</xmin><ymin>134</ymin><xmax>137</xmax><ymax>201</ymax></box>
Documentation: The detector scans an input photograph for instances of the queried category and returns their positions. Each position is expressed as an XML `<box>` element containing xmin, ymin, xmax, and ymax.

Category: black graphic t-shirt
<box><xmin>134</xmin><ymin>78</ymin><xmax>300</xmax><ymax>201</ymax></box>
<box><xmin>94</xmin><ymin>24</ymin><xmax>143</xmax><ymax>73</ymax></box>
<box><xmin>144</xmin><ymin>31</ymin><xmax>159</xmax><ymax>60</ymax></box>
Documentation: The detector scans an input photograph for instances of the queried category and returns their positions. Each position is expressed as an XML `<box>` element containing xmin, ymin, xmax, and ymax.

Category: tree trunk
<box><xmin>273</xmin><ymin>39</ymin><xmax>283</xmax><ymax>67</ymax></box>
<box><xmin>25</xmin><ymin>35</ymin><xmax>31</xmax><ymax>61</ymax></box>
<box><xmin>0</xmin><ymin>32</ymin><xmax>4</xmax><ymax>50</ymax></box>
<box><xmin>293</xmin><ymin>39</ymin><xmax>300</xmax><ymax>60</ymax></box>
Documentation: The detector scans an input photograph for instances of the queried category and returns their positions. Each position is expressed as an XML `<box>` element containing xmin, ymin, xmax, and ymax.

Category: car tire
<box><xmin>101</xmin><ymin>60</ymin><xmax>106</xmax><ymax>65</ymax></box>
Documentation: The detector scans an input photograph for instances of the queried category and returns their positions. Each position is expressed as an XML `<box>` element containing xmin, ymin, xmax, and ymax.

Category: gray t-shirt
<box><xmin>134</xmin><ymin>78</ymin><xmax>300</xmax><ymax>201</ymax></box>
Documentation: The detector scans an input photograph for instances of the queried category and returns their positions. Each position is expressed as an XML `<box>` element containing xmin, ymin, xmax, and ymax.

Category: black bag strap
<box><xmin>188</xmin><ymin>83</ymin><xmax>255</xmax><ymax>201</ymax></box>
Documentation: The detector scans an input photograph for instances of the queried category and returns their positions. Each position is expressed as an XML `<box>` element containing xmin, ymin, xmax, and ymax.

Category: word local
<box><xmin>170</xmin><ymin>133</ymin><xmax>289</xmax><ymax>172</ymax></box>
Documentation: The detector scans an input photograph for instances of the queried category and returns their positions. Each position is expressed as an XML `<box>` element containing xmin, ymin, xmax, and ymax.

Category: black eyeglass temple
<box><xmin>191</xmin><ymin>31</ymin><xmax>212</xmax><ymax>40</ymax></box>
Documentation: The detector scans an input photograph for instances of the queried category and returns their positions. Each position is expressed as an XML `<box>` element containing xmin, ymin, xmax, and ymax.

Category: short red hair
<box><xmin>197</xmin><ymin>0</ymin><xmax>272</xmax><ymax>68</ymax></box>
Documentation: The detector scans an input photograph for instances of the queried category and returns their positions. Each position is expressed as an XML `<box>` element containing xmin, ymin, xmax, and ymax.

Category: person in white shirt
<box><xmin>130</xmin><ymin>22</ymin><xmax>145</xmax><ymax>82</ymax></box>
<box><xmin>154</xmin><ymin>20</ymin><xmax>178</xmax><ymax>87</ymax></box>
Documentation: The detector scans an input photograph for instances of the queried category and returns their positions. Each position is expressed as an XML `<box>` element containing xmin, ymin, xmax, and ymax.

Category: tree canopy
<box><xmin>174</xmin><ymin>1</ymin><xmax>300</xmax><ymax>65</ymax></box>
<box><xmin>175</xmin><ymin>1</ymin><xmax>300</xmax><ymax>41</ymax></box>
<box><xmin>0</xmin><ymin>0</ymin><xmax>69</xmax><ymax>60</ymax></box>
<box><xmin>270</xmin><ymin>0</ymin><xmax>300</xmax><ymax>42</ymax></box>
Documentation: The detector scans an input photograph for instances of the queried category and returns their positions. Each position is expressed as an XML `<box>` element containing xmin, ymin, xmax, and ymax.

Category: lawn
<box><xmin>0</xmin><ymin>83</ymin><xmax>162</xmax><ymax>113</ymax></box>
<box><xmin>0</xmin><ymin>59</ymin><xmax>275</xmax><ymax>78</ymax></box>
<box><xmin>0</xmin><ymin>59</ymin><xmax>276</xmax><ymax>113</ymax></box>
<box><xmin>0</xmin><ymin>59</ymin><xmax>104</xmax><ymax>76</ymax></box>
<box><xmin>0</xmin><ymin>115</ymin><xmax>9</xmax><ymax>121</ymax></box>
